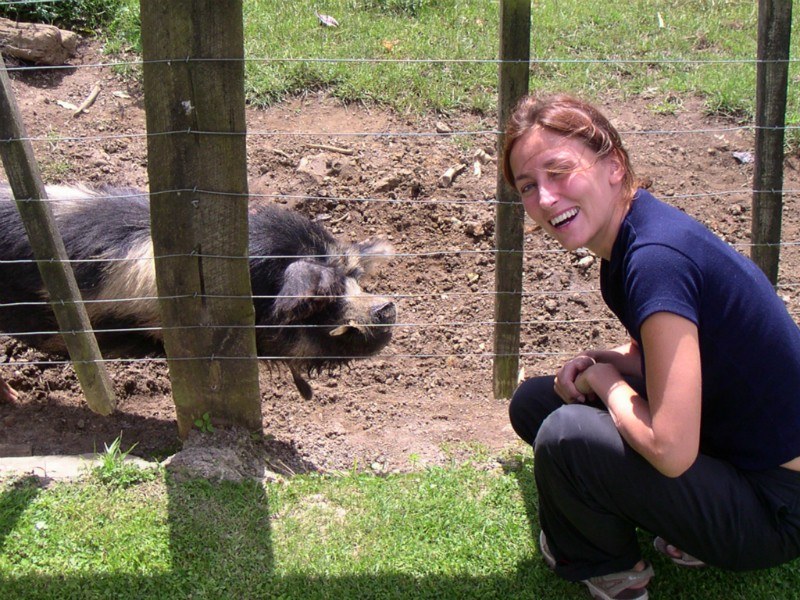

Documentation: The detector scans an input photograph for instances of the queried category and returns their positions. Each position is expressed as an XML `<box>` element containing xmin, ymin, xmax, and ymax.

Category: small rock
<box><xmin>296</xmin><ymin>153</ymin><xmax>328</xmax><ymax>186</ymax></box>
<box><xmin>576</xmin><ymin>256</ymin><xmax>595</xmax><ymax>270</ymax></box>
<box><xmin>374</xmin><ymin>173</ymin><xmax>403</xmax><ymax>193</ymax></box>
<box><xmin>464</xmin><ymin>221</ymin><xmax>485</xmax><ymax>237</ymax></box>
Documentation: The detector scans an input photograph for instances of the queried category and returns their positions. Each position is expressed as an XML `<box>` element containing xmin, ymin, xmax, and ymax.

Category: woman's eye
<box><xmin>520</xmin><ymin>182</ymin><xmax>538</xmax><ymax>195</ymax></box>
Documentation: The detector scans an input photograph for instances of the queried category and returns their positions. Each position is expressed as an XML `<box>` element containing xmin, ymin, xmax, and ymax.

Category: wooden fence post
<box><xmin>493</xmin><ymin>0</ymin><xmax>530</xmax><ymax>399</ymax></box>
<box><xmin>140</xmin><ymin>0</ymin><xmax>261</xmax><ymax>438</ymax></box>
<box><xmin>0</xmin><ymin>57</ymin><xmax>116</xmax><ymax>415</ymax></box>
<box><xmin>751</xmin><ymin>0</ymin><xmax>793</xmax><ymax>285</ymax></box>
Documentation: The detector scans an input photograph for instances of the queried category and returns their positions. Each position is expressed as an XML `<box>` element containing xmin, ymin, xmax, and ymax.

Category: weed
<box><xmin>194</xmin><ymin>411</ymin><xmax>215</xmax><ymax>433</ymax></box>
<box><xmin>92</xmin><ymin>434</ymin><xmax>158</xmax><ymax>487</ymax></box>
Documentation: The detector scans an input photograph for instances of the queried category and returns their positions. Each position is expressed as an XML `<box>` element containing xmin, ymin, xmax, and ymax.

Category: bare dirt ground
<box><xmin>1</xmin><ymin>38</ymin><xmax>799</xmax><ymax>475</ymax></box>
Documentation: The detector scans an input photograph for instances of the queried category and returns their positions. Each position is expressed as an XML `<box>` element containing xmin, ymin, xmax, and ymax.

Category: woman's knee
<box><xmin>509</xmin><ymin>376</ymin><xmax>560</xmax><ymax>445</ymax></box>
<box><xmin>534</xmin><ymin>404</ymin><xmax>618</xmax><ymax>461</ymax></box>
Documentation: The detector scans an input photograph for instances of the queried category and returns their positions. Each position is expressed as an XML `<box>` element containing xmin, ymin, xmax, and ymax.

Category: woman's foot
<box><xmin>653</xmin><ymin>536</ymin><xmax>706</xmax><ymax>568</ymax></box>
<box><xmin>539</xmin><ymin>531</ymin><xmax>653</xmax><ymax>600</ymax></box>
<box><xmin>583</xmin><ymin>562</ymin><xmax>653</xmax><ymax>600</ymax></box>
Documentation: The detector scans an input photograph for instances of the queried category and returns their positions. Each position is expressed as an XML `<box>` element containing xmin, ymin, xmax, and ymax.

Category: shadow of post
<box><xmin>0</xmin><ymin>476</ymin><xmax>41</xmax><ymax>551</ymax></box>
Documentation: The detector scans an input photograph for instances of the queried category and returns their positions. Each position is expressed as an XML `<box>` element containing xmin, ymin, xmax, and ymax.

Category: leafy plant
<box><xmin>194</xmin><ymin>411</ymin><xmax>215</xmax><ymax>433</ymax></box>
<box><xmin>92</xmin><ymin>435</ymin><xmax>157</xmax><ymax>487</ymax></box>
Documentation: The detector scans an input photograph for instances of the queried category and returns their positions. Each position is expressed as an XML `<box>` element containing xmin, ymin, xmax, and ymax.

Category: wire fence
<box><xmin>0</xmin><ymin>1</ymin><xmax>798</xmax><ymax>375</ymax></box>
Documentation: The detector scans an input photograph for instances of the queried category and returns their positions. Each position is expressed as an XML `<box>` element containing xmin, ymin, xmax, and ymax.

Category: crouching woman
<box><xmin>504</xmin><ymin>94</ymin><xmax>800</xmax><ymax>600</ymax></box>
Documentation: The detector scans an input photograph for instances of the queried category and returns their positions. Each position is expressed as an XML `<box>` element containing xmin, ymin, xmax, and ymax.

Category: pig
<box><xmin>0</xmin><ymin>184</ymin><xmax>396</xmax><ymax>400</ymax></box>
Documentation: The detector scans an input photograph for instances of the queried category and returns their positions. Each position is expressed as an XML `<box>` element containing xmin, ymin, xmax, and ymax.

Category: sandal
<box><xmin>539</xmin><ymin>530</ymin><xmax>558</xmax><ymax>569</ymax></box>
<box><xmin>540</xmin><ymin>531</ymin><xmax>653</xmax><ymax>600</ymax></box>
<box><xmin>582</xmin><ymin>565</ymin><xmax>654</xmax><ymax>600</ymax></box>
<box><xmin>653</xmin><ymin>536</ymin><xmax>706</xmax><ymax>568</ymax></box>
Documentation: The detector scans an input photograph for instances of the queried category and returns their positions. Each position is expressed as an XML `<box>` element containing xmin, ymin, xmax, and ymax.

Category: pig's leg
<box><xmin>0</xmin><ymin>374</ymin><xmax>19</xmax><ymax>402</ymax></box>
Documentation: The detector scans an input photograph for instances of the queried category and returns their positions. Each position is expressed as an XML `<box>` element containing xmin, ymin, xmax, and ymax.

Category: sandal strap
<box><xmin>653</xmin><ymin>536</ymin><xmax>706</xmax><ymax>568</ymax></box>
<box><xmin>584</xmin><ymin>563</ymin><xmax>654</xmax><ymax>598</ymax></box>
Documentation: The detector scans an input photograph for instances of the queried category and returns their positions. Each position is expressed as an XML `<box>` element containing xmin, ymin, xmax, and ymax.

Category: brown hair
<box><xmin>502</xmin><ymin>94</ymin><xmax>636</xmax><ymax>202</ymax></box>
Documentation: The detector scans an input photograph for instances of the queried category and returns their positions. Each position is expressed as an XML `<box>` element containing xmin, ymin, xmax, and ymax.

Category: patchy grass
<box><xmin>100</xmin><ymin>0</ymin><xmax>798</xmax><ymax>139</ymax></box>
<box><xmin>2</xmin><ymin>456</ymin><xmax>799</xmax><ymax>599</ymax></box>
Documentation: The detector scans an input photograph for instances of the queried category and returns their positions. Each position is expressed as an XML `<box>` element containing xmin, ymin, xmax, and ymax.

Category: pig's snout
<box><xmin>371</xmin><ymin>301</ymin><xmax>396</xmax><ymax>324</ymax></box>
<box><xmin>328</xmin><ymin>298</ymin><xmax>396</xmax><ymax>340</ymax></box>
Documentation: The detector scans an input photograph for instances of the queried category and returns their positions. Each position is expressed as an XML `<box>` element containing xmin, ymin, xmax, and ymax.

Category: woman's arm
<box><xmin>584</xmin><ymin>340</ymin><xmax>643</xmax><ymax>378</ymax></box>
<box><xmin>576</xmin><ymin>312</ymin><xmax>702</xmax><ymax>477</ymax></box>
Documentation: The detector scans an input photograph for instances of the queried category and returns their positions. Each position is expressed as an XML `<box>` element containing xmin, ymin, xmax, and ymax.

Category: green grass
<box><xmin>2</xmin><ymin>457</ymin><xmax>799</xmax><ymax>599</ymax></box>
<box><xmin>100</xmin><ymin>0</ymin><xmax>799</xmax><ymax>139</ymax></box>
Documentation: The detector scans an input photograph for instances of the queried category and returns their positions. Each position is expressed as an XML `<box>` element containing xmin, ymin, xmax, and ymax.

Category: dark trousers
<box><xmin>509</xmin><ymin>375</ymin><xmax>800</xmax><ymax>581</ymax></box>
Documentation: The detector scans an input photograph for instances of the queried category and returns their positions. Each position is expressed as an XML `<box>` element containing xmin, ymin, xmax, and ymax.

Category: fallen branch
<box><xmin>72</xmin><ymin>83</ymin><xmax>101</xmax><ymax>117</ymax></box>
<box><xmin>438</xmin><ymin>163</ymin><xmax>466</xmax><ymax>187</ymax></box>
<box><xmin>307</xmin><ymin>143</ymin><xmax>355</xmax><ymax>156</ymax></box>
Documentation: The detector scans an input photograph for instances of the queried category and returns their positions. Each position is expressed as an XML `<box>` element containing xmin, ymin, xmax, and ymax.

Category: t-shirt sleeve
<box><xmin>625</xmin><ymin>243</ymin><xmax>702</xmax><ymax>331</ymax></box>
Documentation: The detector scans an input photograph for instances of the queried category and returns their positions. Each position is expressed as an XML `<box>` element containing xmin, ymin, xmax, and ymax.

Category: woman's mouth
<box><xmin>550</xmin><ymin>207</ymin><xmax>579</xmax><ymax>229</ymax></box>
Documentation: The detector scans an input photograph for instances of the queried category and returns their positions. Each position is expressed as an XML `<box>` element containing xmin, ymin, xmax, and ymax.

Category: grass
<box><xmin>99</xmin><ymin>0</ymin><xmax>799</xmax><ymax>144</ymax></box>
<box><xmin>2</xmin><ymin>455</ymin><xmax>799</xmax><ymax>599</ymax></box>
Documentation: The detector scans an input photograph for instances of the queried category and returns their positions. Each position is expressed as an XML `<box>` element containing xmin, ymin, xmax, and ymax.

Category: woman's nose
<box><xmin>538</xmin><ymin>184</ymin><xmax>558</xmax><ymax>207</ymax></box>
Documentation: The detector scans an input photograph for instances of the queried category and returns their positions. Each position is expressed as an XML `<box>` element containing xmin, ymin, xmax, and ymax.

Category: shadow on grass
<box><xmin>0</xmin><ymin>463</ymin><xmax>798</xmax><ymax>599</ymax></box>
<box><xmin>0</xmin><ymin>463</ymin><xmax>583</xmax><ymax>600</ymax></box>
<box><xmin>0</xmin><ymin>477</ymin><xmax>41</xmax><ymax>551</ymax></box>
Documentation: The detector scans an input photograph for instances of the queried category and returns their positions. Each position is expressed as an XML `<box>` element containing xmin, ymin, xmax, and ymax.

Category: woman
<box><xmin>504</xmin><ymin>94</ymin><xmax>800</xmax><ymax>600</ymax></box>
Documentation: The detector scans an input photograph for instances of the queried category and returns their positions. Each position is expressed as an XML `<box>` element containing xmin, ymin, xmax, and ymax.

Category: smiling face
<box><xmin>509</xmin><ymin>126</ymin><xmax>628</xmax><ymax>260</ymax></box>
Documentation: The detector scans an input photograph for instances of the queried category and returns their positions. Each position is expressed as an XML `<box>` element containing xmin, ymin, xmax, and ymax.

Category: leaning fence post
<box><xmin>751</xmin><ymin>0</ymin><xmax>793</xmax><ymax>285</ymax></box>
<box><xmin>493</xmin><ymin>0</ymin><xmax>531</xmax><ymax>399</ymax></box>
<box><xmin>0</xmin><ymin>57</ymin><xmax>116</xmax><ymax>415</ymax></box>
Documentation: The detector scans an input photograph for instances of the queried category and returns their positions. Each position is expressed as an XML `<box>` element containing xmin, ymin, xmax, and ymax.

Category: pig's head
<box><xmin>259</xmin><ymin>238</ymin><xmax>396</xmax><ymax>399</ymax></box>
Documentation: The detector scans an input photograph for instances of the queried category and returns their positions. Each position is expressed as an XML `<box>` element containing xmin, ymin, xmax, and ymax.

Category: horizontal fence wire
<box><xmin>0</xmin><ymin>350</ymin><xmax>573</xmax><ymax>370</ymax></box>
<box><xmin>9</xmin><ymin>124</ymin><xmax>800</xmax><ymax>145</ymax></box>
<box><xmin>3</xmin><ymin>56</ymin><xmax>800</xmax><ymax>72</ymax></box>
<box><xmin>0</xmin><ymin>316</ymin><xmax>617</xmax><ymax>339</ymax></box>
<box><xmin>4</xmin><ymin>186</ymin><xmax>800</xmax><ymax>209</ymax></box>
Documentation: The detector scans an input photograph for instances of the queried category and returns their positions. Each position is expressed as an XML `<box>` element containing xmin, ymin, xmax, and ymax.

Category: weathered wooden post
<box><xmin>0</xmin><ymin>57</ymin><xmax>116</xmax><ymax>415</ymax></box>
<box><xmin>751</xmin><ymin>0</ymin><xmax>793</xmax><ymax>285</ymax></box>
<box><xmin>493</xmin><ymin>0</ymin><xmax>530</xmax><ymax>399</ymax></box>
<box><xmin>140</xmin><ymin>0</ymin><xmax>261</xmax><ymax>437</ymax></box>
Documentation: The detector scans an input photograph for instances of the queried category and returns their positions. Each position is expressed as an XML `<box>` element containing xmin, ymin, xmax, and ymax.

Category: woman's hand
<box><xmin>554</xmin><ymin>355</ymin><xmax>597</xmax><ymax>404</ymax></box>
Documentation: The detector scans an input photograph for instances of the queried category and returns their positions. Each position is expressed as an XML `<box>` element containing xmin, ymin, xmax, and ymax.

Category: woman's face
<box><xmin>509</xmin><ymin>126</ymin><xmax>627</xmax><ymax>259</ymax></box>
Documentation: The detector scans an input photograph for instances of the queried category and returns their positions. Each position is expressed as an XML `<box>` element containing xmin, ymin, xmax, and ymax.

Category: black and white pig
<box><xmin>0</xmin><ymin>184</ymin><xmax>396</xmax><ymax>400</ymax></box>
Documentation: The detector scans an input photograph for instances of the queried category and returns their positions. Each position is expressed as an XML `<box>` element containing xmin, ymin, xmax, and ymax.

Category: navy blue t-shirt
<box><xmin>601</xmin><ymin>189</ymin><xmax>800</xmax><ymax>470</ymax></box>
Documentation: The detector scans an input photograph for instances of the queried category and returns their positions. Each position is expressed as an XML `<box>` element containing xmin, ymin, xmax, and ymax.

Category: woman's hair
<box><xmin>502</xmin><ymin>94</ymin><xmax>636</xmax><ymax>201</ymax></box>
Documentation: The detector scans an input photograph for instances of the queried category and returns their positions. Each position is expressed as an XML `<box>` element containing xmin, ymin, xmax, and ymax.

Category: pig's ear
<box><xmin>354</xmin><ymin>239</ymin><xmax>394</xmax><ymax>275</ymax></box>
<box><xmin>272</xmin><ymin>261</ymin><xmax>342</xmax><ymax>322</ymax></box>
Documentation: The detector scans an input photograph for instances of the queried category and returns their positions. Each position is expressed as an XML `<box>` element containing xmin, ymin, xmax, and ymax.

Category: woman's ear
<box><xmin>607</xmin><ymin>151</ymin><xmax>626</xmax><ymax>185</ymax></box>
